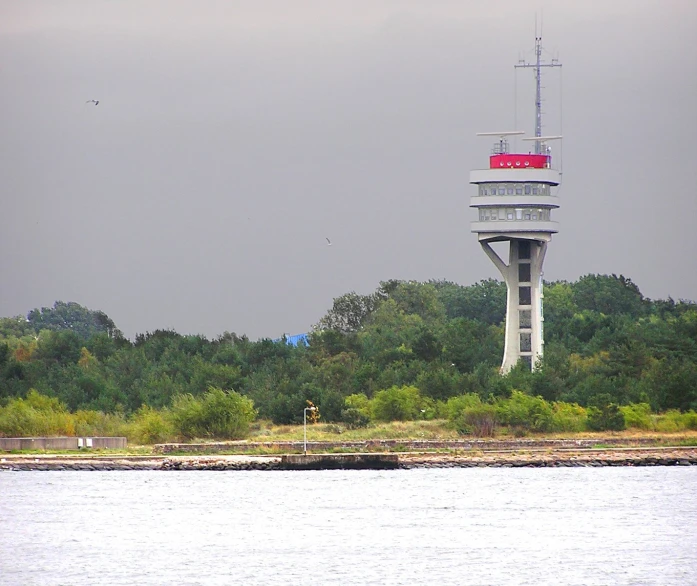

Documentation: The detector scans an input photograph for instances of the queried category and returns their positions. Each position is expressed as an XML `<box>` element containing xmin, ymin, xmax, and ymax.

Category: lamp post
<box><xmin>303</xmin><ymin>406</ymin><xmax>316</xmax><ymax>455</ymax></box>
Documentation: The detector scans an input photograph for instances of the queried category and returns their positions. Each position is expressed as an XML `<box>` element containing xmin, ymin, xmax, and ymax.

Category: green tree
<box><xmin>27</xmin><ymin>301</ymin><xmax>123</xmax><ymax>340</ymax></box>
<box><xmin>586</xmin><ymin>394</ymin><xmax>626</xmax><ymax>431</ymax></box>
<box><xmin>572</xmin><ymin>274</ymin><xmax>646</xmax><ymax>317</ymax></box>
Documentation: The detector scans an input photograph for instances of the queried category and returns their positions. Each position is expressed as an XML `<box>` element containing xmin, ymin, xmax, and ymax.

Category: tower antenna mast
<box><xmin>515</xmin><ymin>25</ymin><xmax>561</xmax><ymax>154</ymax></box>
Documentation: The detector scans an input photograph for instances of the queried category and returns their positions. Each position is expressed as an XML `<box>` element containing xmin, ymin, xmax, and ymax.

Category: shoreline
<box><xmin>2</xmin><ymin>446</ymin><xmax>696</xmax><ymax>471</ymax></box>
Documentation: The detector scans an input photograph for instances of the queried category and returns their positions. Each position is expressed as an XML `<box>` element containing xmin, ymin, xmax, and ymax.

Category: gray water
<box><xmin>1</xmin><ymin>468</ymin><xmax>696</xmax><ymax>586</ymax></box>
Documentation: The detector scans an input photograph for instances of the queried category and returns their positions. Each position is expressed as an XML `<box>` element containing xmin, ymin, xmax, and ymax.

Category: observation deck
<box><xmin>469</xmin><ymin>134</ymin><xmax>561</xmax><ymax>241</ymax></box>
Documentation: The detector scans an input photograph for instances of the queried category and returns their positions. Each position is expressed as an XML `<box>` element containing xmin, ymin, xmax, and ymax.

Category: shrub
<box><xmin>170</xmin><ymin>387</ymin><xmax>256</xmax><ymax>440</ymax></box>
<box><xmin>550</xmin><ymin>402</ymin><xmax>587</xmax><ymax>433</ymax></box>
<box><xmin>496</xmin><ymin>391</ymin><xmax>554</xmax><ymax>433</ymax></box>
<box><xmin>129</xmin><ymin>405</ymin><xmax>174</xmax><ymax>444</ymax></box>
<box><xmin>340</xmin><ymin>408</ymin><xmax>370</xmax><ymax>429</ymax></box>
<box><xmin>620</xmin><ymin>403</ymin><xmax>653</xmax><ymax>430</ymax></box>
<box><xmin>653</xmin><ymin>409</ymin><xmax>697</xmax><ymax>432</ymax></box>
<box><xmin>454</xmin><ymin>404</ymin><xmax>498</xmax><ymax>437</ymax></box>
<box><xmin>684</xmin><ymin>411</ymin><xmax>697</xmax><ymax>431</ymax></box>
<box><xmin>370</xmin><ymin>385</ymin><xmax>422</xmax><ymax>422</ymax></box>
<box><xmin>0</xmin><ymin>390</ymin><xmax>75</xmax><ymax>437</ymax></box>
<box><xmin>444</xmin><ymin>393</ymin><xmax>483</xmax><ymax>420</ymax></box>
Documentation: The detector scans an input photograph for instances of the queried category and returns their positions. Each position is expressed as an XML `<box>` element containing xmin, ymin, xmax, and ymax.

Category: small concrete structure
<box><xmin>281</xmin><ymin>453</ymin><xmax>399</xmax><ymax>470</ymax></box>
<box><xmin>0</xmin><ymin>437</ymin><xmax>127</xmax><ymax>451</ymax></box>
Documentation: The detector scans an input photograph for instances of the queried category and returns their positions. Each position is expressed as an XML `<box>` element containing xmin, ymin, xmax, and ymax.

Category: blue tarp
<box><xmin>274</xmin><ymin>333</ymin><xmax>309</xmax><ymax>346</ymax></box>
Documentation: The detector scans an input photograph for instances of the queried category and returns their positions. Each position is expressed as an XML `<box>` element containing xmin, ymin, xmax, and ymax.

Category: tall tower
<box><xmin>469</xmin><ymin>36</ymin><xmax>562</xmax><ymax>373</ymax></box>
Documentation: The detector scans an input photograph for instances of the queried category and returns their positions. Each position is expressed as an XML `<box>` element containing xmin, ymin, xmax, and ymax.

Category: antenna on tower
<box><xmin>514</xmin><ymin>22</ymin><xmax>562</xmax><ymax>154</ymax></box>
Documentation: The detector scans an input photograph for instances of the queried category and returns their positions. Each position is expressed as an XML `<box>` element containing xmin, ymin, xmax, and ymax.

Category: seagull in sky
<box><xmin>85</xmin><ymin>100</ymin><xmax>100</xmax><ymax>106</ymax></box>
<box><xmin>326</xmin><ymin>237</ymin><xmax>332</xmax><ymax>246</ymax></box>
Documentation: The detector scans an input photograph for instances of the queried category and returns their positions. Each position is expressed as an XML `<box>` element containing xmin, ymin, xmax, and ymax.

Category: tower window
<box><xmin>519</xmin><ymin>286</ymin><xmax>532</xmax><ymax>305</ymax></box>
<box><xmin>518</xmin><ymin>263</ymin><xmax>531</xmax><ymax>282</ymax></box>
<box><xmin>521</xmin><ymin>355</ymin><xmax>533</xmax><ymax>369</ymax></box>
<box><xmin>498</xmin><ymin>187</ymin><xmax>505</xmax><ymax>195</ymax></box>
<box><xmin>507</xmin><ymin>186</ymin><xmax>514</xmax><ymax>194</ymax></box>
<box><xmin>525</xmin><ymin>185</ymin><xmax>531</xmax><ymax>195</ymax></box>
<box><xmin>518</xmin><ymin>240</ymin><xmax>531</xmax><ymax>259</ymax></box>
<box><xmin>519</xmin><ymin>309</ymin><xmax>532</xmax><ymax>328</ymax></box>
<box><xmin>520</xmin><ymin>332</ymin><xmax>532</xmax><ymax>352</ymax></box>
<box><xmin>515</xmin><ymin>186</ymin><xmax>523</xmax><ymax>195</ymax></box>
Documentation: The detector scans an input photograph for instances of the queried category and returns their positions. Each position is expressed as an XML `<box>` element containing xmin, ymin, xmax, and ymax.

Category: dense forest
<box><xmin>1</xmin><ymin>274</ymin><xmax>696</xmax><ymax>441</ymax></box>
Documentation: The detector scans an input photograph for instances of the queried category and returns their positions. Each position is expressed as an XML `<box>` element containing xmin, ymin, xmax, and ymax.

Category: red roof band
<box><xmin>490</xmin><ymin>154</ymin><xmax>550</xmax><ymax>169</ymax></box>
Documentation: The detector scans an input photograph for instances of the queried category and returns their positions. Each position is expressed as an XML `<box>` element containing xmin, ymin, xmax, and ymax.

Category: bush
<box><xmin>550</xmin><ymin>402</ymin><xmax>587</xmax><ymax>433</ymax></box>
<box><xmin>0</xmin><ymin>390</ymin><xmax>75</xmax><ymax>437</ymax></box>
<box><xmin>653</xmin><ymin>409</ymin><xmax>697</xmax><ymax>432</ymax></box>
<box><xmin>129</xmin><ymin>405</ymin><xmax>174</xmax><ymax>444</ymax></box>
<box><xmin>620</xmin><ymin>403</ymin><xmax>653</xmax><ymax>430</ymax></box>
<box><xmin>496</xmin><ymin>391</ymin><xmax>554</xmax><ymax>433</ymax></box>
<box><xmin>73</xmin><ymin>409</ymin><xmax>128</xmax><ymax>438</ymax></box>
<box><xmin>344</xmin><ymin>393</ymin><xmax>370</xmax><ymax>414</ymax></box>
<box><xmin>587</xmin><ymin>404</ymin><xmax>626</xmax><ymax>431</ymax></box>
<box><xmin>444</xmin><ymin>393</ymin><xmax>483</xmax><ymax>420</ymax></box>
<box><xmin>370</xmin><ymin>385</ymin><xmax>422</xmax><ymax>422</ymax></box>
<box><xmin>685</xmin><ymin>411</ymin><xmax>697</xmax><ymax>431</ymax></box>
<box><xmin>170</xmin><ymin>387</ymin><xmax>256</xmax><ymax>440</ymax></box>
<box><xmin>340</xmin><ymin>408</ymin><xmax>369</xmax><ymax>429</ymax></box>
<box><xmin>454</xmin><ymin>404</ymin><xmax>498</xmax><ymax>437</ymax></box>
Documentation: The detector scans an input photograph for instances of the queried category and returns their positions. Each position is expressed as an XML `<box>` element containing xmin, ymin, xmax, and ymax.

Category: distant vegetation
<box><xmin>1</xmin><ymin>275</ymin><xmax>696</xmax><ymax>442</ymax></box>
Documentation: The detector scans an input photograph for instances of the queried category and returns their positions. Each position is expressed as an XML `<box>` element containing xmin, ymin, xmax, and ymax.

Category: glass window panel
<box><xmin>520</xmin><ymin>332</ymin><xmax>532</xmax><ymax>352</ymax></box>
<box><xmin>519</xmin><ymin>309</ymin><xmax>532</xmax><ymax>328</ymax></box>
<box><xmin>519</xmin><ymin>286</ymin><xmax>532</xmax><ymax>305</ymax></box>
<box><xmin>515</xmin><ymin>186</ymin><xmax>523</xmax><ymax>195</ymax></box>
<box><xmin>525</xmin><ymin>185</ymin><xmax>531</xmax><ymax>195</ymax></box>
<box><xmin>518</xmin><ymin>240</ymin><xmax>531</xmax><ymax>259</ymax></box>
<box><xmin>518</xmin><ymin>263</ymin><xmax>531</xmax><ymax>282</ymax></box>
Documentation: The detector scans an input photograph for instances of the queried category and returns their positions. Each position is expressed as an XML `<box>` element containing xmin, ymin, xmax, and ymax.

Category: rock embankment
<box><xmin>399</xmin><ymin>448</ymin><xmax>697</xmax><ymax>469</ymax></box>
<box><xmin>1</xmin><ymin>448</ymin><xmax>696</xmax><ymax>471</ymax></box>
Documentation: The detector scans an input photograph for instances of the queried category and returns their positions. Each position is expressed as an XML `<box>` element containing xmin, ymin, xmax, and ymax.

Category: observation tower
<box><xmin>470</xmin><ymin>36</ymin><xmax>562</xmax><ymax>372</ymax></box>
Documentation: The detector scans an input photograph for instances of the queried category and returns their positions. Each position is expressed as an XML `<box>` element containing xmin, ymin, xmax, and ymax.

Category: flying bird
<box><xmin>326</xmin><ymin>238</ymin><xmax>332</xmax><ymax>246</ymax></box>
<box><xmin>85</xmin><ymin>100</ymin><xmax>100</xmax><ymax>105</ymax></box>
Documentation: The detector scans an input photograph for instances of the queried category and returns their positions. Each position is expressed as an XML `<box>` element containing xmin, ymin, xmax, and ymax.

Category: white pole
<box><xmin>303</xmin><ymin>406</ymin><xmax>316</xmax><ymax>455</ymax></box>
<box><xmin>303</xmin><ymin>408</ymin><xmax>308</xmax><ymax>455</ymax></box>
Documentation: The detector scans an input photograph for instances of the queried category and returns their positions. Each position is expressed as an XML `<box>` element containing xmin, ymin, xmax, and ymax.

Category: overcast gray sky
<box><xmin>1</xmin><ymin>0</ymin><xmax>695</xmax><ymax>340</ymax></box>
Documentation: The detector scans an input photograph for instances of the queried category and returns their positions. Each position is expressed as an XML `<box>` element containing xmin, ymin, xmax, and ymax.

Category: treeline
<box><xmin>0</xmin><ymin>275</ymin><xmax>696</xmax><ymax>439</ymax></box>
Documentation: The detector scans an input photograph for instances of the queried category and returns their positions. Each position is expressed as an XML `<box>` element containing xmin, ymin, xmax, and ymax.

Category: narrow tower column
<box><xmin>480</xmin><ymin>239</ymin><xmax>548</xmax><ymax>371</ymax></box>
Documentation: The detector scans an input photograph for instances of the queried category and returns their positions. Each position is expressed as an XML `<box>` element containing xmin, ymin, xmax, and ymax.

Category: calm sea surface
<box><xmin>1</xmin><ymin>468</ymin><xmax>696</xmax><ymax>585</ymax></box>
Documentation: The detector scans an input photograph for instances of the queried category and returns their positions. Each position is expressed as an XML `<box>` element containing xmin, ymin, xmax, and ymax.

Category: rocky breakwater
<box><xmin>161</xmin><ymin>456</ymin><xmax>282</xmax><ymax>471</ymax></box>
<box><xmin>0</xmin><ymin>455</ymin><xmax>282</xmax><ymax>472</ymax></box>
<box><xmin>399</xmin><ymin>447</ymin><xmax>697</xmax><ymax>469</ymax></box>
<box><xmin>0</xmin><ymin>456</ymin><xmax>165</xmax><ymax>471</ymax></box>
